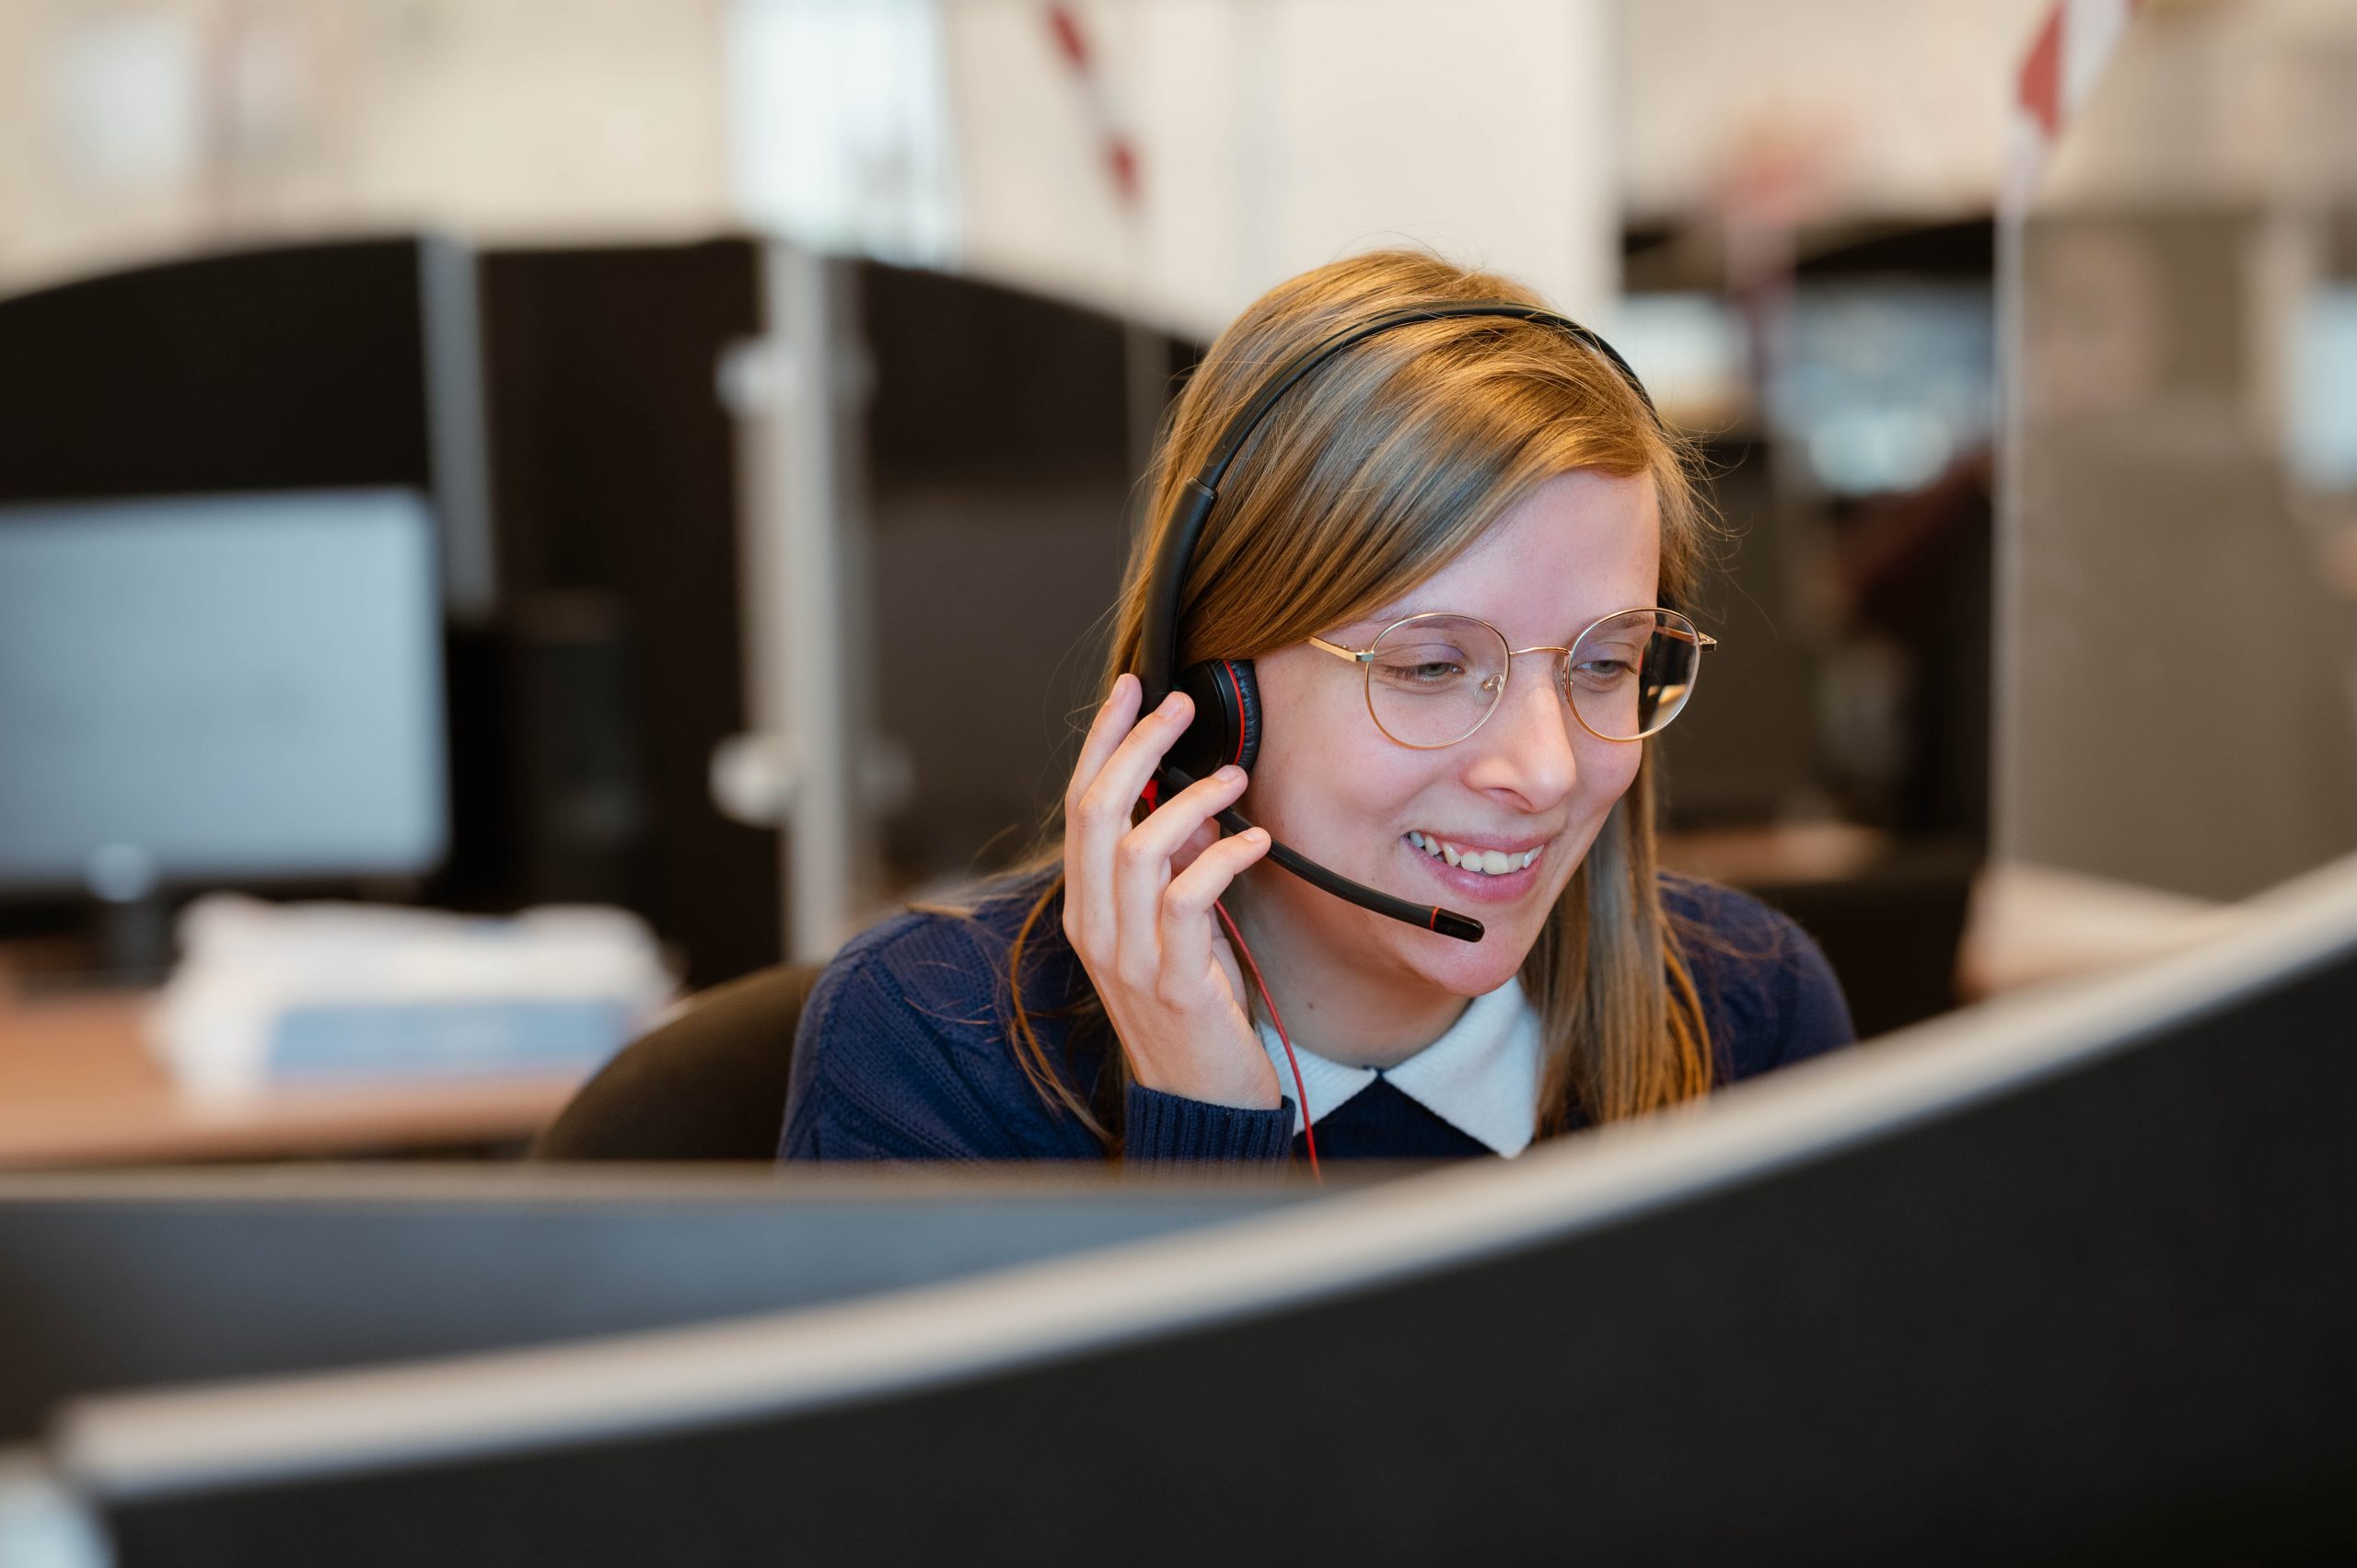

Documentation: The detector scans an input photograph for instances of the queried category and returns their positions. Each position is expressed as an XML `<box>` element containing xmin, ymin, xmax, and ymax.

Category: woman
<box><xmin>780</xmin><ymin>250</ymin><xmax>1852</xmax><ymax>1167</ymax></box>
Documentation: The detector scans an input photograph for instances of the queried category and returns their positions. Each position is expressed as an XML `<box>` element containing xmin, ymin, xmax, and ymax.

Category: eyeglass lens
<box><xmin>1363</xmin><ymin>610</ymin><xmax>1703</xmax><ymax>746</ymax></box>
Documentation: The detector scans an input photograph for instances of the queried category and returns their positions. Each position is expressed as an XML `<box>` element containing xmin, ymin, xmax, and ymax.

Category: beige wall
<box><xmin>5</xmin><ymin>1</ymin><xmax>2070</xmax><ymax>307</ymax></box>
<box><xmin>0</xmin><ymin>0</ymin><xmax>733</xmax><ymax>296</ymax></box>
<box><xmin>1619</xmin><ymin>0</ymin><xmax>2053</xmax><ymax>224</ymax></box>
<box><xmin>724</xmin><ymin>0</ymin><xmax>1622</xmax><ymax>339</ymax></box>
<box><xmin>937</xmin><ymin>0</ymin><xmax>1620</xmax><ymax>338</ymax></box>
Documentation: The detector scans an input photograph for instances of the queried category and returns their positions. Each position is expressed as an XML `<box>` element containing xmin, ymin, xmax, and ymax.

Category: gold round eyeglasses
<box><xmin>1306</xmin><ymin>608</ymin><xmax>1716</xmax><ymax>748</ymax></box>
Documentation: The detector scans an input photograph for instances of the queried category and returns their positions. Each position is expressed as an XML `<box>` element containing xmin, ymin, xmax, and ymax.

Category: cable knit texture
<box><xmin>778</xmin><ymin>869</ymin><xmax>1853</xmax><ymax>1167</ymax></box>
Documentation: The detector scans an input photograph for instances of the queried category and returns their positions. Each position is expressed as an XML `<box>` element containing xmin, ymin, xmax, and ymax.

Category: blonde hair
<box><xmin>1001</xmin><ymin>249</ymin><xmax>1715</xmax><ymax>1153</ymax></box>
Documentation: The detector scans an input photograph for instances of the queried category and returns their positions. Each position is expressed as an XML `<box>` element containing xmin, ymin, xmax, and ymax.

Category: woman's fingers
<box><xmin>1158</xmin><ymin>826</ymin><xmax>1273</xmax><ymax>1003</ymax></box>
<box><xmin>1064</xmin><ymin>673</ymin><xmax>1141</xmax><ymax>819</ymax></box>
<box><xmin>1064</xmin><ymin>676</ymin><xmax>1167</xmax><ymax>952</ymax></box>
<box><xmin>1087</xmin><ymin>687</ymin><xmax>1195</xmax><ymax>823</ymax></box>
<box><xmin>1128</xmin><ymin>764</ymin><xmax>1248</xmax><ymax>867</ymax></box>
<box><xmin>1168</xmin><ymin>816</ymin><xmax>1222</xmax><ymax>877</ymax></box>
<box><xmin>1054</xmin><ymin>673</ymin><xmax>1275</xmax><ymax>1108</ymax></box>
<box><xmin>1070</xmin><ymin>687</ymin><xmax>1195</xmax><ymax>931</ymax></box>
<box><xmin>1108</xmin><ymin>764</ymin><xmax>1248</xmax><ymax>984</ymax></box>
<box><xmin>1072</xmin><ymin>685</ymin><xmax>1191</xmax><ymax>847</ymax></box>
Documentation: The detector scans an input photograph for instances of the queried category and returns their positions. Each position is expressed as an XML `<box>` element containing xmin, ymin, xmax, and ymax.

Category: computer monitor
<box><xmin>0</xmin><ymin>1170</ymin><xmax>1319</xmax><ymax>1446</ymax></box>
<box><xmin>0</xmin><ymin>490</ymin><xmax>447</xmax><ymax>900</ymax></box>
<box><xmin>8</xmin><ymin>852</ymin><xmax>2353</xmax><ymax>1564</ymax></box>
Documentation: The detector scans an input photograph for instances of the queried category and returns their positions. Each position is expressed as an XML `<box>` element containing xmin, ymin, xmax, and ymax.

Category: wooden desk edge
<box><xmin>0</xmin><ymin>1074</ymin><xmax>585</xmax><ymax>1168</ymax></box>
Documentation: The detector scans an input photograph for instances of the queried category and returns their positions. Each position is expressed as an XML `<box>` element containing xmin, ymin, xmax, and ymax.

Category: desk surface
<box><xmin>1657</xmin><ymin>826</ymin><xmax>2235</xmax><ymax>1000</ymax></box>
<box><xmin>0</xmin><ymin>838</ymin><xmax>2236</xmax><ymax>1169</ymax></box>
<box><xmin>0</xmin><ymin>974</ymin><xmax>584</xmax><ymax>1168</ymax></box>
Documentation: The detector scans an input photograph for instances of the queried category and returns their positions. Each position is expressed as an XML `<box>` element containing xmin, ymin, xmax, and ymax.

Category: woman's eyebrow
<box><xmin>1330</xmin><ymin>600</ymin><xmax>1655</xmax><ymax>645</ymax></box>
<box><xmin>1354</xmin><ymin>593</ymin><xmax>1442</xmax><ymax>628</ymax></box>
<box><xmin>1331</xmin><ymin>606</ymin><xmax>1407</xmax><ymax>641</ymax></box>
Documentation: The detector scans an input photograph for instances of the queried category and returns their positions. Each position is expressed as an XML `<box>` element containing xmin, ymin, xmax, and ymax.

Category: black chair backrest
<box><xmin>533</xmin><ymin>963</ymin><xmax>822</xmax><ymax>1161</ymax></box>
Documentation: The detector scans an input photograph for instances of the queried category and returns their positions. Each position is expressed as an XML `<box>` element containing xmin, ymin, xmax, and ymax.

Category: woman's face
<box><xmin>1236</xmin><ymin>469</ymin><xmax>1661</xmax><ymax>1003</ymax></box>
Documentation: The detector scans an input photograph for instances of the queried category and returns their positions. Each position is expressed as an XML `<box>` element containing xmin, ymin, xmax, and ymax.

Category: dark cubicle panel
<box><xmin>470</xmin><ymin>239</ymin><xmax>779</xmax><ymax>985</ymax></box>
<box><xmin>0</xmin><ymin>237</ymin><xmax>1195</xmax><ymax>977</ymax></box>
<box><xmin>856</xmin><ymin>262</ymin><xmax>1197</xmax><ymax>889</ymax></box>
<box><xmin>0</xmin><ymin>236</ymin><xmax>783</xmax><ymax>985</ymax></box>
<box><xmin>41</xmin><ymin>861</ymin><xmax>2357</xmax><ymax>1565</ymax></box>
<box><xmin>0</xmin><ymin>234</ymin><xmax>497</xmax><ymax>643</ymax></box>
<box><xmin>1654</xmin><ymin>436</ymin><xmax>1822</xmax><ymax>828</ymax></box>
<box><xmin>1742</xmin><ymin>838</ymin><xmax>1980</xmax><ymax>1037</ymax></box>
<box><xmin>0</xmin><ymin>238</ymin><xmax>484</xmax><ymax>976</ymax></box>
<box><xmin>468</xmin><ymin>250</ymin><xmax>1196</xmax><ymax>959</ymax></box>
<box><xmin>0</xmin><ymin>238</ymin><xmax>448</xmax><ymax>510</ymax></box>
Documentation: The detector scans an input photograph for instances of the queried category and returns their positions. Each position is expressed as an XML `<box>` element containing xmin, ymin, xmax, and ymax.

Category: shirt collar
<box><xmin>1255</xmin><ymin>976</ymin><xmax>1544</xmax><ymax>1156</ymax></box>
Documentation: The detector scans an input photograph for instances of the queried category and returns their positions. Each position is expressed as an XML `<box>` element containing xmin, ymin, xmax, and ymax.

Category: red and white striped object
<box><xmin>2005</xmin><ymin>0</ymin><xmax>2146</xmax><ymax>214</ymax></box>
<box><xmin>1044</xmin><ymin>3</ymin><xmax>1141</xmax><ymax>210</ymax></box>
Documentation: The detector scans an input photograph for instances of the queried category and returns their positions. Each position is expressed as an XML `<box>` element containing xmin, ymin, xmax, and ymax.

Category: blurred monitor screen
<box><xmin>2291</xmin><ymin>282</ymin><xmax>2357</xmax><ymax>492</ymax></box>
<box><xmin>1773</xmin><ymin>281</ymin><xmax>1995</xmax><ymax>496</ymax></box>
<box><xmin>1613</xmin><ymin>291</ymin><xmax>1748</xmax><ymax>433</ymax></box>
<box><xmin>0</xmin><ymin>489</ymin><xmax>446</xmax><ymax>892</ymax></box>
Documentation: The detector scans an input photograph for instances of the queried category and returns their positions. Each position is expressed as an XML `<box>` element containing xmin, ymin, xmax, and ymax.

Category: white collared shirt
<box><xmin>1254</xmin><ymin>976</ymin><xmax>1544</xmax><ymax>1156</ymax></box>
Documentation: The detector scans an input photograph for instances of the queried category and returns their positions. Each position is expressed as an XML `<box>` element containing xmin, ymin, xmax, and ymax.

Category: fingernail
<box><xmin>1215</xmin><ymin>764</ymin><xmax>1245</xmax><ymax>784</ymax></box>
<box><xmin>1161</xmin><ymin>692</ymin><xmax>1190</xmax><ymax>717</ymax></box>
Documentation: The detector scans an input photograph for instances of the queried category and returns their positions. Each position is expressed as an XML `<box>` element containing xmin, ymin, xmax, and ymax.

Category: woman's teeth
<box><xmin>1407</xmin><ymin>831</ymin><xmax>1539</xmax><ymax>876</ymax></box>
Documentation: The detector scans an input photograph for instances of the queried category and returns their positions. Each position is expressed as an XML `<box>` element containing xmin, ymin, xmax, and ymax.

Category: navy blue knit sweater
<box><xmin>778</xmin><ymin>870</ymin><xmax>1852</xmax><ymax>1166</ymax></box>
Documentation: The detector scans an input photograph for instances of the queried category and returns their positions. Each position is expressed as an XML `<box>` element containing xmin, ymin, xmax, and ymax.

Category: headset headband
<box><xmin>1140</xmin><ymin>300</ymin><xmax>1656</xmax><ymax>713</ymax></box>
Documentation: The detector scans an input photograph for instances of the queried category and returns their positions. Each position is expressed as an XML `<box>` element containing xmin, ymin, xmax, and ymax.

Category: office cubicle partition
<box><xmin>0</xmin><ymin>237</ymin><xmax>488</xmax><ymax>602</ymax></box>
<box><xmin>0</xmin><ymin>238</ymin><xmax>1198</xmax><ymax>985</ymax></box>
<box><xmin>6</xmin><ymin>854</ymin><xmax>2350</xmax><ymax>1565</ymax></box>
<box><xmin>0</xmin><ymin>240</ymin><xmax>483</xmax><ymax>979</ymax></box>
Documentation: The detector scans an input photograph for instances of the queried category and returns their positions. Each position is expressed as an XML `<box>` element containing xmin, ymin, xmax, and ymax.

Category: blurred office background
<box><xmin>1</xmin><ymin>0</ymin><xmax>2351</xmax><ymax>1163</ymax></box>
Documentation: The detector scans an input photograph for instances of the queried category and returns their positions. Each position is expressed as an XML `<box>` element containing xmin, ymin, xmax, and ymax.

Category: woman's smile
<box><xmin>1402</xmin><ymin>830</ymin><xmax>1550</xmax><ymax>902</ymax></box>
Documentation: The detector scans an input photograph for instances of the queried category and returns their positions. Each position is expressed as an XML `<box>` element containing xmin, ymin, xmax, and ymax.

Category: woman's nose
<box><xmin>1463</xmin><ymin>661</ymin><xmax>1578</xmax><ymax>807</ymax></box>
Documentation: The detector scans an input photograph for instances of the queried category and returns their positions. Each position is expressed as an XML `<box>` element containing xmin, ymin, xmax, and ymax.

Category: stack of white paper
<box><xmin>152</xmin><ymin>896</ymin><xmax>677</xmax><ymax>1096</ymax></box>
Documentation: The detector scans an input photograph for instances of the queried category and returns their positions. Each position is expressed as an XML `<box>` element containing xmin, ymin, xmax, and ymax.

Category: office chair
<box><xmin>532</xmin><ymin>962</ymin><xmax>823</xmax><ymax>1161</ymax></box>
<box><xmin>1743</xmin><ymin>839</ymin><xmax>1980</xmax><ymax>1039</ymax></box>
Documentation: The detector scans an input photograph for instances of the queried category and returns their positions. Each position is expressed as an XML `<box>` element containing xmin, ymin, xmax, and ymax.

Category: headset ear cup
<box><xmin>1226</xmin><ymin>658</ymin><xmax>1261</xmax><ymax>772</ymax></box>
<box><xmin>1169</xmin><ymin>658</ymin><xmax>1261</xmax><ymax>781</ymax></box>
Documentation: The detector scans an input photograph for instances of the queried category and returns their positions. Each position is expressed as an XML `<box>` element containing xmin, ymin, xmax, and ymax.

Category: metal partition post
<box><xmin>720</xmin><ymin>242</ymin><xmax>877</xmax><ymax>964</ymax></box>
<box><xmin>417</xmin><ymin>233</ymin><xmax>497</xmax><ymax>624</ymax></box>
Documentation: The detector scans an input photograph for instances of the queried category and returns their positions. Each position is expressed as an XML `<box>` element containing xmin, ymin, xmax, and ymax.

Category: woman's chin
<box><xmin>1250</xmin><ymin>852</ymin><xmax>1552</xmax><ymax>997</ymax></box>
<box><xmin>1399</xmin><ymin>923</ymin><xmax>1540</xmax><ymax>998</ymax></box>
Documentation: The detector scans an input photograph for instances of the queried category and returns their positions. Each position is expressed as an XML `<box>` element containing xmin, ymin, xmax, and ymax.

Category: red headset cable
<box><xmin>1213</xmin><ymin>900</ymin><xmax>1318</xmax><ymax>1180</ymax></box>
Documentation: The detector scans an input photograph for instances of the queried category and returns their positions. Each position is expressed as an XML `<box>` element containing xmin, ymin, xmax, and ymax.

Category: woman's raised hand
<box><xmin>1062</xmin><ymin>673</ymin><xmax>1282</xmax><ymax>1109</ymax></box>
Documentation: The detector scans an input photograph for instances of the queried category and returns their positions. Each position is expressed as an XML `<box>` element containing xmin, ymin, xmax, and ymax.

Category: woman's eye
<box><xmin>1571</xmin><ymin>657</ymin><xmax>1634</xmax><ymax>685</ymax></box>
<box><xmin>1374</xmin><ymin>651</ymin><xmax>1468</xmax><ymax>688</ymax></box>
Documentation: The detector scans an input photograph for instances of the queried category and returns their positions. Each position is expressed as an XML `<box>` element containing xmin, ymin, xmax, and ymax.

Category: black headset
<box><xmin>1134</xmin><ymin>299</ymin><xmax>1660</xmax><ymax>945</ymax></box>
